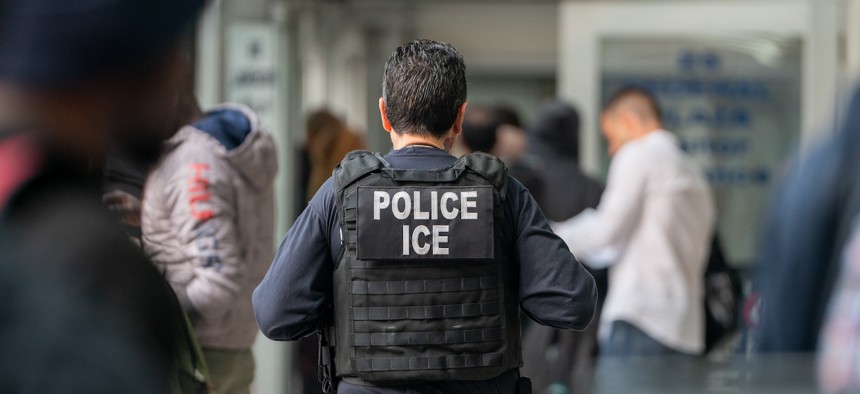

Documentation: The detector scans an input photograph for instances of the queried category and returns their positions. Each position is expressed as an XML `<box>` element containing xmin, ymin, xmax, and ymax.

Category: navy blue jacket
<box><xmin>253</xmin><ymin>146</ymin><xmax>597</xmax><ymax>393</ymax></box>
<box><xmin>756</xmin><ymin>87</ymin><xmax>860</xmax><ymax>352</ymax></box>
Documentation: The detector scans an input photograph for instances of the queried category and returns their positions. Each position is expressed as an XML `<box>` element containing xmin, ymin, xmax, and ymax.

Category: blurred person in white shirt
<box><xmin>554</xmin><ymin>87</ymin><xmax>715</xmax><ymax>356</ymax></box>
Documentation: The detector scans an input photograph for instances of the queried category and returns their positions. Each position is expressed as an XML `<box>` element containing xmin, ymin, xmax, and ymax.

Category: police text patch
<box><xmin>356</xmin><ymin>186</ymin><xmax>494</xmax><ymax>260</ymax></box>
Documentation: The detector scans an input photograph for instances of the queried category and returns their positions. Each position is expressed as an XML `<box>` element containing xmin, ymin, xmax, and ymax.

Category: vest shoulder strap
<box><xmin>333</xmin><ymin>150</ymin><xmax>508</xmax><ymax>198</ymax></box>
<box><xmin>459</xmin><ymin>152</ymin><xmax>508</xmax><ymax>199</ymax></box>
<box><xmin>333</xmin><ymin>150</ymin><xmax>390</xmax><ymax>193</ymax></box>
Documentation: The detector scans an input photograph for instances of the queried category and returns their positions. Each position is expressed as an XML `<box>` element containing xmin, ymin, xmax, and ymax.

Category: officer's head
<box><xmin>600</xmin><ymin>86</ymin><xmax>663</xmax><ymax>156</ymax></box>
<box><xmin>379</xmin><ymin>39</ymin><xmax>467</xmax><ymax>150</ymax></box>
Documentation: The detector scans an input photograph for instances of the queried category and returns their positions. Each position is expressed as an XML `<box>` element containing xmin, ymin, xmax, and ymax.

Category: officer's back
<box><xmin>253</xmin><ymin>39</ymin><xmax>597</xmax><ymax>394</ymax></box>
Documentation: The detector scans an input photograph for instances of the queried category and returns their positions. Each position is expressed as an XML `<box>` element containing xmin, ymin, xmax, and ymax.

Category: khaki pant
<box><xmin>202</xmin><ymin>348</ymin><xmax>255</xmax><ymax>394</ymax></box>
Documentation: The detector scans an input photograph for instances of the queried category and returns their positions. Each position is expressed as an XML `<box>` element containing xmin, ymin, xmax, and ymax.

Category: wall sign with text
<box><xmin>600</xmin><ymin>35</ymin><xmax>802</xmax><ymax>265</ymax></box>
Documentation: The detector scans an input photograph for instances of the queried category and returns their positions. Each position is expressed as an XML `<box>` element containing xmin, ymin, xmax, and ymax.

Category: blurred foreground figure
<box><xmin>555</xmin><ymin>87</ymin><xmax>715</xmax><ymax>356</ymax></box>
<box><xmin>0</xmin><ymin>0</ymin><xmax>205</xmax><ymax>391</ymax></box>
<box><xmin>0</xmin><ymin>240</ymin><xmax>163</xmax><ymax>393</ymax></box>
<box><xmin>254</xmin><ymin>39</ymin><xmax>596</xmax><ymax>394</ymax></box>
<box><xmin>142</xmin><ymin>90</ymin><xmax>277</xmax><ymax>393</ymax></box>
<box><xmin>522</xmin><ymin>100</ymin><xmax>605</xmax><ymax>394</ymax></box>
<box><xmin>752</xmin><ymin>86</ymin><xmax>860</xmax><ymax>391</ymax></box>
<box><xmin>757</xmin><ymin>87</ymin><xmax>860</xmax><ymax>356</ymax></box>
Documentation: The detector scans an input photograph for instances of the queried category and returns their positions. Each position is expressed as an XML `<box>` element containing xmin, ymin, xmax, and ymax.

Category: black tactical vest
<box><xmin>330</xmin><ymin>150</ymin><xmax>522</xmax><ymax>385</ymax></box>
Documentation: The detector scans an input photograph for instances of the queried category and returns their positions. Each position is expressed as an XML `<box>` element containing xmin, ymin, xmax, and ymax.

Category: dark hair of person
<box><xmin>603</xmin><ymin>85</ymin><xmax>663</xmax><ymax>124</ymax></box>
<box><xmin>382</xmin><ymin>39</ymin><xmax>467</xmax><ymax>138</ymax></box>
<box><xmin>493</xmin><ymin>105</ymin><xmax>522</xmax><ymax>128</ymax></box>
<box><xmin>461</xmin><ymin>105</ymin><xmax>499</xmax><ymax>153</ymax></box>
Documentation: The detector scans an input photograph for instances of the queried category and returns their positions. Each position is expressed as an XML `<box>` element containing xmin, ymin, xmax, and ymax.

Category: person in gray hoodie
<box><xmin>142</xmin><ymin>93</ymin><xmax>278</xmax><ymax>394</ymax></box>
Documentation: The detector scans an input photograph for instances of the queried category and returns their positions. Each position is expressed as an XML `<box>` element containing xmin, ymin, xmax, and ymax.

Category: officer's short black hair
<box><xmin>382</xmin><ymin>39</ymin><xmax>467</xmax><ymax>138</ymax></box>
<box><xmin>603</xmin><ymin>85</ymin><xmax>663</xmax><ymax>124</ymax></box>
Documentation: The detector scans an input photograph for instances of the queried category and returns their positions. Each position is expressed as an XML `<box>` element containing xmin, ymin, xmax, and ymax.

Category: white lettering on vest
<box><xmin>430</xmin><ymin>191</ymin><xmax>438</xmax><ymax>220</ymax></box>
<box><xmin>461</xmin><ymin>191</ymin><xmax>478</xmax><ymax>219</ymax></box>
<box><xmin>432</xmin><ymin>225</ymin><xmax>449</xmax><ymax>255</ymax></box>
<box><xmin>440</xmin><ymin>192</ymin><xmax>459</xmax><ymax>220</ymax></box>
<box><xmin>411</xmin><ymin>225</ymin><xmax>431</xmax><ymax>255</ymax></box>
<box><xmin>391</xmin><ymin>191</ymin><xmax>411</xmax><ymax>219</ymax></box>
<box><xmin>402</xmin><ymin>225</ymin><xmax>410</xmax><ymax>256</ymax></box>
<box><xmin>372</xmin><ymin>190</ymin><xmax>480</xmax><ymax>221</ymax></box>
<box><xmin>402</xmin><ymin>224</ymin><xmax>450</xmax><ymax>255</ymax></box>
<box><xmin>373</xmin><ymin>191</ymin><xmax>390</xmax><ymax>220</ymax></box>
<box><xmin>413</xmin><ymin>191</ymin><xmax>429</xmax><ymax>220</ymax></box>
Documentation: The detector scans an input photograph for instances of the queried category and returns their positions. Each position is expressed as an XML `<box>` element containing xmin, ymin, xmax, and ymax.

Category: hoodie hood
<box><xmin>167</xmin><ymin>103</ymin><xmax>278</xmax><ymax>191</ymax></box>
<box><xmin>528</xmin><ymin>99</ymin><xmax>581</xmax><ymax>159</ymax></box>
<box><xmin>193</xmin><ymin>107</ymin><xmax>252</xmax><ymax>151</ymax></box>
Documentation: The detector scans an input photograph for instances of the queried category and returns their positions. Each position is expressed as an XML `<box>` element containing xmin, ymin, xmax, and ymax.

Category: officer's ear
<box><xmin>450</xmin><ymin>102</ymin><xmax>468</xmax><ymax>138</ymax></box>
<box><xmin>379</xmin><ymin>97</ymin><xmax>393</xmax><ymax>133</ymax></box>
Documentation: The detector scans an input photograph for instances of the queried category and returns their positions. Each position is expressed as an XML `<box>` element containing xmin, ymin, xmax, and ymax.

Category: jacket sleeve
<box><xmin>162</xmin><ymin>148</ymin><xmax>243</xmax><ymax>322</ymax></box>
<box><xmin>253</xmin><ymin>179</ymin><xmax>336</xmax><ymax>341</ymax></box>
<box><xmin>552</xmin><ymin>146</ymin><xmax>647</xmax><ymax>268</ymax></box>
<box><xmin>509</xmin><ymin>178</ymin><xmax>597</xmax><ymax>330</ymax></box>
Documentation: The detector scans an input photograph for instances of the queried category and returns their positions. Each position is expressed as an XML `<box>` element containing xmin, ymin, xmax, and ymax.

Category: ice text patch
<box><xmin>356</xmin><ymin>186</ymin><xmax>494</xmax><ymax>260</ymax></box>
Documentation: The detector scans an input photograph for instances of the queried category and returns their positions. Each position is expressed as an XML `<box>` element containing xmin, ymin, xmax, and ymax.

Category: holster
<box><xmin>518</xmin><ymin>376</ymin><xmax>532</xmax><ymax>394</ymax></box>
<box><xmin>318</xmin><ymin>327</ymin><xmax>337</xmax><ymax>393</ymax></box>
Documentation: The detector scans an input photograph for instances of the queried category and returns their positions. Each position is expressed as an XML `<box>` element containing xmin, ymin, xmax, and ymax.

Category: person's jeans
<box><xmin>601</xmin><ymin>320</ymin><xmax>687</xmax><ymax>357</ymax></box>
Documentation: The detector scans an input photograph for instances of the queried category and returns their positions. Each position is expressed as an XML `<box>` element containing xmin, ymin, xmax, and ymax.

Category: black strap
<box><xmin>352</xmin><ymin>352</ymin><xmax>503</xmax><ymax>372</ymax></box>
<box><xmin>350</xmin><ymin>260</ymin><xmax>494</xmax><ymax>269</ymax></box>
<box><xmin>352</xmin><ymin>302</ymin><xmax>499</xmax><ymax>321</ymax></box>
<box><xmin>382</xmin><ymin>164</ymin><xmax>467</xmax><ymax>183</ymax></box>
<box><xmin>353</xmin><ymin>328</ymin><xmax>501</xmax><ymax>347</ymax></box>
<box><xmin>351</xmin><ymin>276</ymin><xmax>497</xmax><ymax>295</ymax></box>
<box><xmin>517</xmin><ymin>377</ymin><xmax>533</xmax><ymax>394</ymax></box>
<box><xmin>333</xmin><ymin>150</ymin><xmax>389</xmax><ymax>194</ymax></box>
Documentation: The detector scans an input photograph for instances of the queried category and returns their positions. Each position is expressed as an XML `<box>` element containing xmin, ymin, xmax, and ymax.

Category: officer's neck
<box><xmin>390</xmin><ymin>130</ymin><xmax>449</xmax><ymax>152</ymax></box>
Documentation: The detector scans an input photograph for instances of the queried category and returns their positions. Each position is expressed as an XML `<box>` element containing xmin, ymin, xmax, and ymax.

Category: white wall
<box><xmin>413</xmin><ymin>3</ymin><xmax>558</xmax><ymax>75</ymax></box>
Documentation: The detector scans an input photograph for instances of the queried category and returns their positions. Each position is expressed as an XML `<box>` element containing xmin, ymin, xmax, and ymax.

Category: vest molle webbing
<box><xmin>331</xmin><ymin>150</ymin><xmax>522</xmax><ymax>385</ymax></box>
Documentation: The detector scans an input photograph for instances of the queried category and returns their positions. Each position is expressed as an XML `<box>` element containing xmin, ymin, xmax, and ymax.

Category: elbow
<box><xmin>251</xmin><ymin>287</ymin><xmax>307</xmax><ymax>342</ymax></box>
<box><xmin>560</xmin><ymin>275</ymin><xmax>599</xmax><ymax>331</ymax></box>
<box><xmin>568</xmin><ymin>299</ymin><xmax>597</xmax><ymax>331</ymax></box>
<box><xmin>252</xmin><ymin>287</ymin><xmax>286</xmax><ymax>341</ymax></box>
<box><xmin>521</xmin><ymin>284</ymin><xmax>598</xmax><ymax>331</ymax></box>
<box><xmin>255</xmin><ymin>316</ymin><xmax>310</xmax><ymax>342</ymax></box>
<box><xmin>575</xmin><ymin>276</ymin><xmax>600</xmax><ymax>330</ymax></box>
<box><xmin>255</xmin><ymin>315</ymin><xmax>290</xmax><ymax>341</ymax></box>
